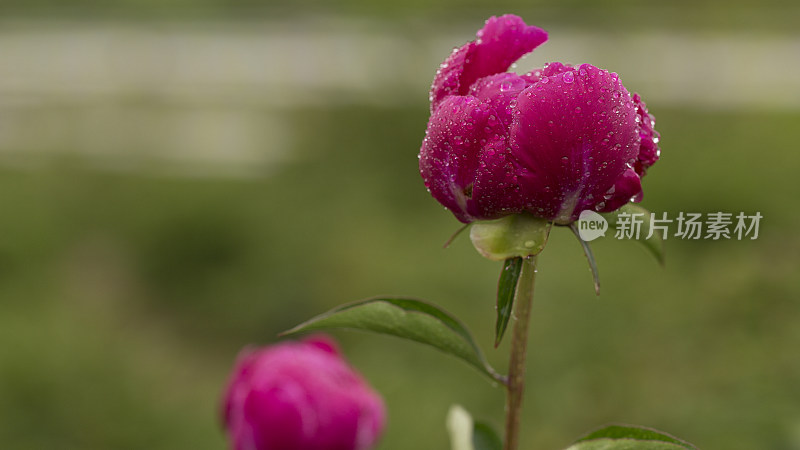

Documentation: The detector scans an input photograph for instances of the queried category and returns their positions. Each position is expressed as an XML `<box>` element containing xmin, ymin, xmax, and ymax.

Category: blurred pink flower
<box><xmin>221</xmin><ymin>335</ymin><xmax>386</xmax><ymax>450</ymax></box>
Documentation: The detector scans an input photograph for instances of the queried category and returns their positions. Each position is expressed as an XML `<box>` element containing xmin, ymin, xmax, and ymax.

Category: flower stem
<box><xmin>503</xmin><ymin>255</ymin><xmax>537</xmax><ymax>450</ymax></box>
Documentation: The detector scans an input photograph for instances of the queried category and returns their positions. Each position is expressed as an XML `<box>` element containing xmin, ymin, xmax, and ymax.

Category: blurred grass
<box><xmin>1</xmin><ymin>0</ymin><xmax>799</xmax><ymax>35</ymax></box>
<box><xmin>0</xmin><ymin>103</ymin><xmax>798</xmax><ymax>449</ymax></box>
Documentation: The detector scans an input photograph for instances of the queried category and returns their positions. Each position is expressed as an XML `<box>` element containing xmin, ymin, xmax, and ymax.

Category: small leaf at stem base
<box><xmin>472</xmin><ymin>421</ymin><xmax>502</xmax><ymax>450</ymax></box>
<box><xmin>447</xmin><ymin>405</ymin><xmax>474</xmax><ymax>450</ymax></box>
<box><xmin>446</xmin><ymin>405</ymin><xmax>502</xmax><ymax>450</ymax></box>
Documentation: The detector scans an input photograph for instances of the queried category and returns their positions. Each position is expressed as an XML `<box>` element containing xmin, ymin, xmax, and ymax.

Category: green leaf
<box><xmin>495</xmin><ymin>257</ymin><xmax>523</xmax><ymax>347</ymax></box>
<box><xmin>445</xmin><ymin>405</ymin><xmax>502</xmax><ymax>450</ymax></box>
<box><xmin>603</xmin><ymin>204</ymin><xmax>665</xmax><ymax>265</ymax></box>
<box><xmin>472</xmin><ymin>421</ymin><xmax>502</xmax><ymax>450</ymax></box>
<box><xmin>566</xmin><ymin>424</ymin><xmax>698</xmax><ymax>450</ymax></box>
<box><xmin>282</xmin><ymin>297</ymin><xmax>503</xmax><ymax>382</ymax></box>
<box><xmin>566</xmin><ymin>441</ymin><xmax>688</xmax><ymax>450</ymax></box>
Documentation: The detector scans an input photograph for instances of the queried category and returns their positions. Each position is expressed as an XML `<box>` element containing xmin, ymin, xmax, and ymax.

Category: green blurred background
<box><xmin>0</xmin><ymin>0</ymin><xmax>798</xmax><ymax>449</ymax></box>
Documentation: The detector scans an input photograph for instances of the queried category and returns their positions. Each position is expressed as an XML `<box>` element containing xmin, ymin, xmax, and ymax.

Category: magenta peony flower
<box><xmin>221</xmin><ymin>335</ymin><xmax>386</xmax><ymax>450</ymax></box>
<box><xmin>420</xmin><ymin>15</ymin><xmax>660</xmax><ymax>224</ymax></box>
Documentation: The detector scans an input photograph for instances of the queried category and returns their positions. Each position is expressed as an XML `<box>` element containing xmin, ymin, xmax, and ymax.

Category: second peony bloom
<box><xmin>420</xmin><ymin>15</ymin><xmax>660</xmax><ymax>224</ymax></box>
<box><xmin>221</xmin><ymin>335</ymin><xmax>386</xmax><ymax>450</ymax></box>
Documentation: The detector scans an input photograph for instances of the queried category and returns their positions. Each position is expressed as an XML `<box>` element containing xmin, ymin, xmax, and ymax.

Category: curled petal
<box><xmin>511</xmin><ymin>64</ymin><xmax>641</xmax><ymax>223</ymax></box>
<box><xmin>420</xmin><ymin>95</ymin><xmax>525</xmax><ymax>223</ymax></box>
<box><xmin>430</xmin><ymin>15</ymin><xmax>547</xmax><ymax>111</ymax></box>
<box><xmin>596</xmin><ymin>166</ymin><xmax>643</xmax><ymax>213</ymax></box>
<box><xmin>429</xmin><ymin>43</ymin><xmax>475</xmax><ymax>112</ymax></box>
<box><xmin>632</xmin><ymin>93</ymin><xmax>661</xmax><ymax>175</ymax></box>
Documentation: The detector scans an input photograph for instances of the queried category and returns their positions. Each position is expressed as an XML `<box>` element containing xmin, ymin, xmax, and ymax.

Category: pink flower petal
<box><xmin>632</xmin><ymin>92</ymin><xmax>661</xmax><ymax>175</ymax></box>
<box><xmin>420</xmin><ymin>95</ymin><xmax>525</xmax><ymax>222</ymax></box>
<box><xmin>468</xmin><ymin>72</ymin><xmax>531</xmax><ymax>127</ymax></box>
<box><xmin>430</xmin><ymin>15</ymin><xmax>547</xmax><ymax>112</ymax></box>
<box><xmin>596</xmin><ymin>166</ymin><xmax>643</xmax><ymax>213</ymax></box>
<box><xmin>511</xmin><ymin>64</ymin><xmax>641</xmax><ymax>222</ymax></box>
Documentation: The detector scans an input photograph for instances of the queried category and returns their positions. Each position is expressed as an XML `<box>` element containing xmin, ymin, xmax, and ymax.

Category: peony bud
<box><xmin>221</xmin><ymin>335</ymin><xmax>386</xmax><ymax>450</ymax></box>
<box><xmin>420</xmin><ymin>15</ymin><xmax>660</xmax><ymax>225</ymax></box>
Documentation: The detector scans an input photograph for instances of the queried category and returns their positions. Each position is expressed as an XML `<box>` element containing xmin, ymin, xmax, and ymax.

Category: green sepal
<box><xmin>469</xmin><ymin>213</ymin><xmax>551</xmax><ymax>261</ymax></box>
<box><xmin>603</xmin><ymin>204</ymin><xmax>665</xmax><ymax>265</ymax></box>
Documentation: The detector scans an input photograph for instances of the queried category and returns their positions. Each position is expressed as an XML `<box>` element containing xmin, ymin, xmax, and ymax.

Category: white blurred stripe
<box><xmin>0</xmin><ymin>21</ymin><xmax>797</xmax><ymax>174</ymax></box>
<box><xmin>0</xmin><ymin>22</ymin><xmax>797</xmax><ymax>108</ymax></box>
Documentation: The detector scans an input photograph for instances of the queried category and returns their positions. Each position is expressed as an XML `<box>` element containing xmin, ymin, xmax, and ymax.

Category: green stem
<box><xmin>503</xmin><ymin>255</ymin><xmax>537</xmax><ymax>450</ymax></box>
